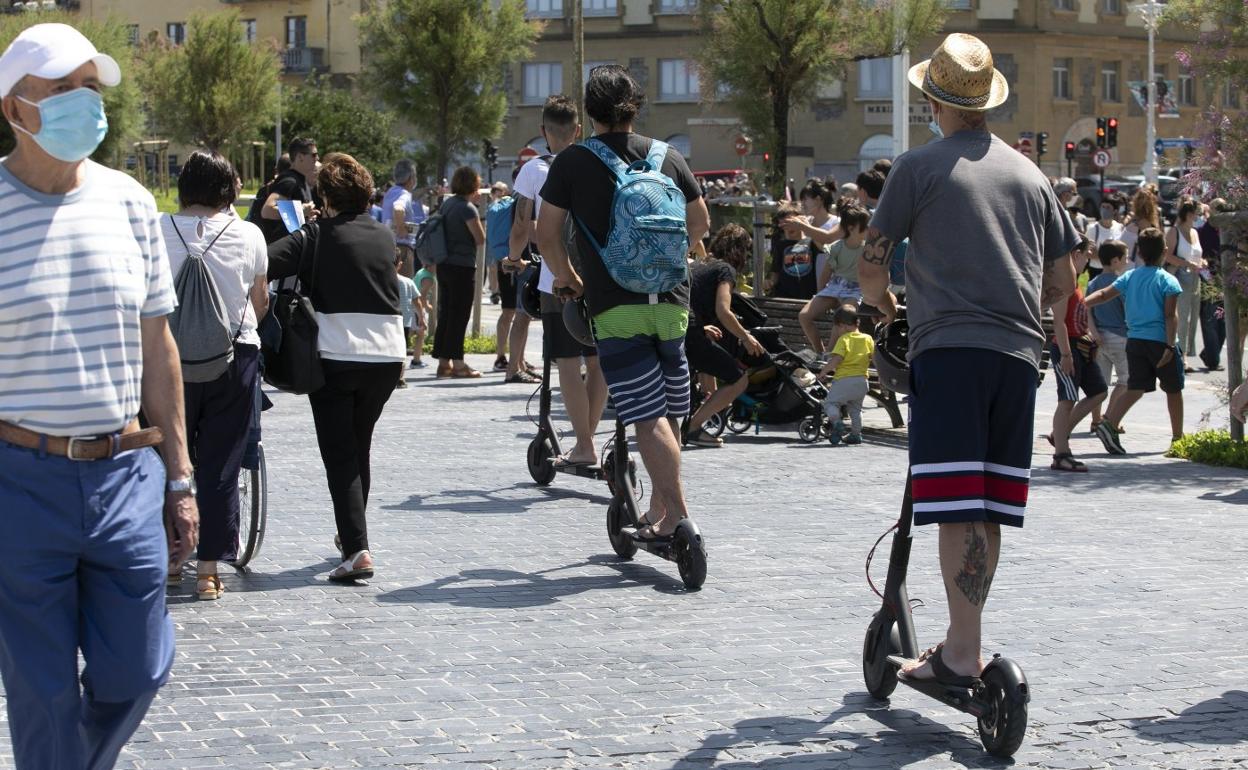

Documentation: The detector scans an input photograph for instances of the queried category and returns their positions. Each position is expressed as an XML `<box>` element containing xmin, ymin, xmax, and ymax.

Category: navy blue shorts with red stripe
<box><xmin>909</xmin><ymin>348</ymin><xmax>1037</xmax><ymax>528</ymax></box>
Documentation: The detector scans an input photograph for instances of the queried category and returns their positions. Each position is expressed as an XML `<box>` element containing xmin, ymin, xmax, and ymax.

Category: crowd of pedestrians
<box><xmin>2</xmin><ymin>19</ymin><xmax>1246</xmax><ymax>770</ymax></box>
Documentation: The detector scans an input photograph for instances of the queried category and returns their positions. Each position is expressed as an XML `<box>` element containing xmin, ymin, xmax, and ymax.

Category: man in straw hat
<box><xmin>0</xmin><ymin>22</ymin><xmax>197</xmax><ymax>767</ymax></box>
<box><xmin>858</xmin><ymin>33</ymin><xmax>1080</xmax><ymax>686</ymax></box>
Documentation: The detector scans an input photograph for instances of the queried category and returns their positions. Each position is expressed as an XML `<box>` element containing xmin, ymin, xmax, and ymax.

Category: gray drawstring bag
<box><xmin>168</xmin><ymin>217</ymin><xmax>243</xmax><ymax>383</ymax></box>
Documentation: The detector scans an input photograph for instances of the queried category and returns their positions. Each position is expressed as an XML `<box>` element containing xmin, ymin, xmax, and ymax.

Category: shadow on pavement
<box><xmin>376</xmin><ymin>555</ymin><xmax>688</xmax><ymax>608</ymax></box>
<box><xmin>1198</xmin><ymin>488</ymin><xmax>1248</xmax><ymax>505</ymax></box>
<box><xmin>668</xmin><ymin>694</ymin><xmax>1012</xmax><ymax>769</ymax></box>
<box><xmin>382</xmin><ymin>485</ymin><xmax>570</xmax><ymax>514</ymax></box>
<box><xmin>1128</xmin><ymin>690</ymin><xmax>1248</xmax><ymax>744</ymax></box>
<box><xmin>1030</xmin><ymin>457</ymin><xmax>1245</xmax><ymax>494</ymax></box>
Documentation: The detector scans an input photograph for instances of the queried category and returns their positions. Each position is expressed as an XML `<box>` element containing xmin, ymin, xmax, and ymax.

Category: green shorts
<box><xmin>592</xmin><ymin>304</ymin><xmax>691</xmax><ymax>425</ymax></box>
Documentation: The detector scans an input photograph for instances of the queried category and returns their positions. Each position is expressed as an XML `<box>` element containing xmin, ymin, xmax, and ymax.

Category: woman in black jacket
<box><xmin>268</xmin><ymin>153</ymin><xmax>407</xmax><ymax>582</ymax></box>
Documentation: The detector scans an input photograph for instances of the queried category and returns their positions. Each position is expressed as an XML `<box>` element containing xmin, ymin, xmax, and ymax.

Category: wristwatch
<box><xmin>167</xmin><ymin>476</ymin><xmax>197</xmax><ymax>495</ymax></box>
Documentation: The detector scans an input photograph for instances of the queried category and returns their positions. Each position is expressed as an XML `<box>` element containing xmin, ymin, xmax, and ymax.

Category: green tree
<box><xmin>358</xmin><ymin>0</ymin><xmax>542</xmax><ymax>181</ymax></box>
<box><xmin>282</xmin><ymin>75</ymin><xmax>404</xmax><ymax>186</ymax></box>
<box><xmin>137</xmin><ymin>10</ymin><xmax>280</xmax><ymax>153</ymax></box>
<box><xmin>697</xmin><ymin>0</ymin><xmax>946</xmax><ymax>192</ymax></box>
<box><xmin>0</xmin><ymin>11</ymin><xmax>143</xmax><ymax>167</ymax></box>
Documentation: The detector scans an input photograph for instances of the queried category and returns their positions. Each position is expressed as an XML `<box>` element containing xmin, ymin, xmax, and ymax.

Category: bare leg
<box><xmin>900</xmin><ymin>521</ymin><xmax>1001</xmax><ymax>679</ymax></box>
<box><xmin>1167</xmin><ymin>391</ymin><xmax>1184</xmax><ymax>440</ymax></box>
<box><xmin>496</xmin><ymin>309</ymin><xmax>514</xmax><ymax>360</ymax></box>
<box><xmin>585</xmin><ymin>357</ymin><xmax>608</xmax><ymax>437</ymax></box>
<box><xmin>688</xmin><ymin>375</ymin><xmax>747</xmax><ymax>432</ymax></box>
<box><xmin>1052</xmin><ymin>392</ymin><xmax>1105</xmax><ymax>455</ymax></box>
<box><xmin>557</xmin><ymin>357</ymin><xmax>598</xmax><ymax>464</ymax></box>
<box><xmin>798</xmin><ymin>296</ymin><xmax>837</xmax><ymax>353</ymax></box>
<box><xmin>506</xmin><ymin>314</ymin><xmax>532</xmax><ymax>377</ymax></box>
<box><xmin>1104</xmin><ymin>388</ymin><xmax>1145</xmax><ymax>428</ymax></box>
<box><xmin>633</xmin><ymin>416</ymin><xmax>689</xmax><ymax>534</ymax></box>
<box><xmin>412</xmin><ymin>326</ymin><xmax>427</xmax><ymax>363</ymax></box>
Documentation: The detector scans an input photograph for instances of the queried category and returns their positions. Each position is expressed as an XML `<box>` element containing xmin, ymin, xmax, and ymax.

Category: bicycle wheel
<box><xmin>232</xmin><ymin>443</ymin><xmax>267</xmax><ymax>568</ymax></box>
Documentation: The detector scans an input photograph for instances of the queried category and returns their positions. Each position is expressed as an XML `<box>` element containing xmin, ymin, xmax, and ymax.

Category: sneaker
<box><xmin>493</xmin><ymin>356</ymin><xmax>509</xmax><ymax>372</ymax></box>
<box><xmin>411</xmin><ymin>359</ymin><xmax>428</xmax><ymax>369</ymax></box>
<box><xmin>395</xmin><ymin>379</ymin><xmax>408</xmax><ymax>389</ymax></box>
<box><xmin>490</xmin><ymin>292</ymin><xmax>501</xmax><ymax>305</ymax></box>
<box><xmin>685</xmin><ymin>427</ymin><xmax>723</xmax><ymax>447</ymax></box>
<box><xmin>1095</xmin><ymin>421</ymin><xmax>1126</xmax><ymax>455</ymax></box>
<box><xmin>844</xmin><ymin>433</ymin><xmax>863</xmax><ymax>445</ymax></box>
<box><xmin>827</xmin><ymin>419</ymin><xmax>845</xmax><ymax>446</ymax></box>
<box><xmin>505</xmin><ymin>370</ymin><xmax>542</xmax><ymax>384</ymax></box>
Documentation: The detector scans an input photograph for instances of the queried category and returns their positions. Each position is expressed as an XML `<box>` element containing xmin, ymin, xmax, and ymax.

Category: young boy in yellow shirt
<box><xmin>815</xmin><ymin>305</ymin><xmax>875</xmax><ymax>445</ymax></box>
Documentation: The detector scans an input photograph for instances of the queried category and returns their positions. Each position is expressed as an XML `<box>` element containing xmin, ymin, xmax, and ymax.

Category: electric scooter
<box><xmin>861</xmin><ymin>474</ymin><xmax>1030</xmax><ymax>758</ymax></box>
<box><xmin>524</xmin><ymin>299</ymin><xmax>708</xmax><ymax>590</ymax></box>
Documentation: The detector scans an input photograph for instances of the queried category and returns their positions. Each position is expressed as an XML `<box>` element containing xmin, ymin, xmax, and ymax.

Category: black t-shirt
<box><xmin>689</xmin><ymin>259</ymin><xmax>736</xmax><ymax>327</ymax></box>
<box><xmin>438</xmin><ymin>195</ymin><xmax>480</xmax><ymax>268</ymax></box>
<box><xmin>540</xmin><ymin>132</ymin><xmax>702</xmax><ymax>316</ymax></box>
<box><xmin>770</xmin><ymin>237</ymin><xmax>817</xmax><ymax>299</ymax></box>
<box><xmin>259</xmin><ymin>169</ymin><xmax>313</xmax><ymax>244</ymax></box>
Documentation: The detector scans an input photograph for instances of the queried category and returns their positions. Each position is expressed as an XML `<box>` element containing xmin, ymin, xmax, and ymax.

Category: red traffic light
<box><xmin>763</xmin><ymin>152</ymin><xmax>771</xmax><ymax>162</ymax></box>
<box><xmin>1064</xmin><ymin>141</ymin><xmax>1076</xmax><ymax>159</ymax></box>
<box><xmin>1107</xmin><ymin>117</ymin><xmax>1118</xmax><ymax>128</ymax></box>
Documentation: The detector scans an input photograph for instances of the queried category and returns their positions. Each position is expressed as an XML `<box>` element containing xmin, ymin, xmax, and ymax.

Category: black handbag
<box><xmin>262</xmin><ymin>223</ymin><xmax>325</xmax><ymax>394</ymax></box>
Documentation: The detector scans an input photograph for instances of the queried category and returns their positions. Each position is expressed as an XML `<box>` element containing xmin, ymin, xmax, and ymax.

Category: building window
<box><xmin>126</xmin><ymin>24</ymin><xmax>140</xmax><ymax>46</ymax></box>
<box><xmin>527</xmin><ymin>0</ymin><xmax>563</xmax><ymax>17</ymax></box>
<box><xmin>285</xmin><ymin>16</ymin><xmax>307</xmax><ymax>49</ymax></box>
<box><xmin>1102</xmin><ymin>63</ymin><xmax>1120</xmax><ymax>102</ymax></box>
<box><xmin>666</xmin><ymin>133</ymin><xmax>692</xmax><ymax>160</ymax></box>
<box><xmin>523</xmin><ymin>62</ymin><xmax>563</xmax><ymax>105</ymax></box>
<box><xmin>657</xmin><ymin>0</ymin><xmax>697</xmax><ymax>11</ymax></box>
<box><xmin>1053</xmin><ymin>58</ymin><xmax>1071</xmax><ymax>100</ymax></box>
<box><xmin>241</xmin><ymin>19</ymin><xmax>257</xmax><ymax>45</ymax></box>
<box><xmin>166</xmin><ymin>22</ymin><xmax>185</xmax><ymax>45</ymax></box>
<box><xmin>1224</xmin><ymin>81</ymin><xmax>1241</xmax><ymax>109</ymax></box>
<box><xmin>1178</xmin><ymin>73</ymin><xmax>1195</xmax><ymax>106</ymax></box>
<box><xmin>947</xmin><ymin>0</ymin><xmax>973</xmax><ymax>8</ymax></box>
<box><xmin>659</xmin><ymin>59</ymin><xmax>700</xmax><ymax>102</ymax></box>
<box><xmin>857</xmin><ymin>58</ymin><xmax>892</xmax><ymax>99</ymax></box>
<box><xmin>583</xmin><ymin>0</ymin><xmax>616</xmax><ymax>14</ymax></box>
<box><xmin>1053</xmin><ymin>0</ymin><xmax>1074</xmax><ymax>10</ymax></box>
<box><xmin>584</xmin><ymin>60</ymin><xmax>615</xmax><ymax>85</ymax></box>
<box><xmin>1103</xmin><ymin>0</ymin><xmax>1122</xmax><ymax>13</ymax></box>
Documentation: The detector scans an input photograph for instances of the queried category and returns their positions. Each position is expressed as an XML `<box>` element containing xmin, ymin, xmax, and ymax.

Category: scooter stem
<box><xmin>884</xmin><ymin>473</ymin><xmax>921</xmax><ymax>659</ymax></box>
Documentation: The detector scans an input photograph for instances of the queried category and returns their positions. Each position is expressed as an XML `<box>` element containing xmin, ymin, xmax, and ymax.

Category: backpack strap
<box><xmin>644</xmin><ymin>140</ymin><xmax>669</xmax><ymax>172</ymax></box>
<box><xmin>168</xmin><ymin>215</ymin><xmax>249</xmax><ymax>340</ymax></box>
<box><xmin>583</xmin><ymin>137</ymin><xmax>630</xmax><ymax>182</ymax></box>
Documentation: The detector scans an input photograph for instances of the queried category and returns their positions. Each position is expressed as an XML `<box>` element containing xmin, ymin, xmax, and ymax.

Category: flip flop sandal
<box><xmin>632</xmin><ymin>524</ymin><xmax>675</xmax><ymax>544</ymax></box>
<box><xmin>897</xmin><ymin>643</ymin><xmax>980</xmax><ymax>688</ymax></box>
<box><xmin>1050</xmin><ymin>452</ymin><xmax>1088</xmax><ymax>472</ymax></box>
<box><xmin>550</xmin><ymin>455</ymin><xmax>596</xmax><ymax>470</ymax></box>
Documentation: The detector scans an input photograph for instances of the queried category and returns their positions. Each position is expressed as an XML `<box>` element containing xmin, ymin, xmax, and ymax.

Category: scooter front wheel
<box><xmin>673</xmin><ymin>521</ymin><xmax>707</xmax><ymax>590</ymax></box>
<box><xmin>606</xmin><ymin>498</ymin><xmax>637</xmax><ymax>560</ymax></box>
<box><xmin>977</xmin><ymin>664</ymin><xmax>1029</xmax><ymax>758</ymax></box>
<box><xmin>526</xmin><ymin>436</ymin><xmax>557</xmax><ymax>485</ymax></box>
<box><xmin>862</xmin><ymin>611</ymin><xmax>901</xmax><ymax>699</ymax></box>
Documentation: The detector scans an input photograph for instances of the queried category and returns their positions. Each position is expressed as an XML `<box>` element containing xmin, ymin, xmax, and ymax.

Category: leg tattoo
<box><xmin>954</xmin><ymin>525</ymin><xmax>994</xmax><ymax>606</ymax></box>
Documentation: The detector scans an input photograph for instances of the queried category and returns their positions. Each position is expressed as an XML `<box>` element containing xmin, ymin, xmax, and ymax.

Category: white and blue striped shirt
<box><xmin>0</xmin><ymin>160</ymin><xmax>175</xmax><ymax>436</ymax></box>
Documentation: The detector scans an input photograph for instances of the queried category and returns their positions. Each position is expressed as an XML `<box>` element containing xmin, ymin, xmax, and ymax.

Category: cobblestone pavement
<box><xmin>2</xmin><ymin>304</ymin><xmax>1245</xmax><ymax>769</ymax></box>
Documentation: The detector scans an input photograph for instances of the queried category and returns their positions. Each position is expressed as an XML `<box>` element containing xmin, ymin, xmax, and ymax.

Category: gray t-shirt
<box><xmin>870</xmin><ymin>131</ymin><xmax>1080</xmax><ymax>368</ymax></box>
<box><xmin>439</xmin><ymin>195</ymin><xmax>480</xmax><ymax>268</ymax></box>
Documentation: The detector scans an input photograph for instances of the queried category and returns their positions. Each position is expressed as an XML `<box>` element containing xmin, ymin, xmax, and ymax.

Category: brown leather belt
<box><xmin>0</xmin><ymin>419</ymin><xmax>164</xmax><ymax>461</ymax></box>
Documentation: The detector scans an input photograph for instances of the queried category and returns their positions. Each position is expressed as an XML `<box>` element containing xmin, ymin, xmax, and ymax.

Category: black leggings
<box><xmin>432</xmin><ymin>263</ymin><xmax>476</xmax><ymax>360</ymax></box>
<box><xmin>308</xmin><ymin>360</ymin><xmax>402</xmax><ymax>556</ymax></box>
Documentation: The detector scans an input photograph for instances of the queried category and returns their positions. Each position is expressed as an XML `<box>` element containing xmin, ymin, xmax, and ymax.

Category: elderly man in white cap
<box><xmin>858</xmin><ymin>33</ymin><xmax>1079</xmax><ymax>688</ymax></box>
<box><xmin>0</xmin><ymin>23</ymin><xmax>196</xmax><ymax>768</ymax></box>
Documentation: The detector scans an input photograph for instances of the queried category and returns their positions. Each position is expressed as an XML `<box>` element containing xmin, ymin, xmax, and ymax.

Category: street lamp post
<box><xmin>1131</xmin><ymin>0</ymin><xmax>1165</xmax><ymax>187</ymax></box>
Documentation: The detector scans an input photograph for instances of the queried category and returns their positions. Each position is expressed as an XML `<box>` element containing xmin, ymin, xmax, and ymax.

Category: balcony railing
<box><xmin>282</xmin><ymin>46</ymin><xmax>325</xmax><ymax>74</ymax></box>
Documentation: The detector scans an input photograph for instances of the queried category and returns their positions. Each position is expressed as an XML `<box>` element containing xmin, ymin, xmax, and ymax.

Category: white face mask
<box><xmin>928</xmin><ymin>119</ymin><xmax>944</xmax><ymax>139</ymax></box>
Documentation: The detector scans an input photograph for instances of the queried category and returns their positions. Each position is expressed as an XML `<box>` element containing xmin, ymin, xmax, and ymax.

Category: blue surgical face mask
<box><xmin>1194</xmin><ymin>216</ymin><xmax>1207</xmax><ymax>229</ymax></box>
<box><xmin>928</xmin><ymin>119</ymin><xmax>944</xmax><ymax>139</ymax></box>
<box><xmin>13</xmin><ymin>88</ymin><xmax>108</xmax><ymax>163</ymax></box>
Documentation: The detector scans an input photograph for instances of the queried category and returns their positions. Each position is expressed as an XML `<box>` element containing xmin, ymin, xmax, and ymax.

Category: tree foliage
<box><xmin>698</xmin><ymin>0</ymin><xmax>946</xmax><ymax>192</ymax></box>
<box><xmin>282</xmin><ymin>75</ymin><xmax>404</xmax><ymax>187</ymax></box>
<box><xmin>0</xmin><ymin>11</ymin><xmax>143</xmax><ymax>166</ymax></box>
<box><xmin>137</xmin><ymin>10</ymin><xmax>280</xmax><ymax>153</ymax></box>
<box><xmin>358</xmin><ymin>0</ymin><xmax>541</xmax><ymax>182</ymax></box>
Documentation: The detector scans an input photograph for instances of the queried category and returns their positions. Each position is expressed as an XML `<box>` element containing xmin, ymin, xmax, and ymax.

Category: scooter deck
<box><xmin>886</xmin><ymin>655</ymin><xmax>984</xmax><ymax>715</ymax></box>
<box><xmin>553</xmin><ymin>463</ymin><xmax>605</xmax><ymax>481</ymax></box>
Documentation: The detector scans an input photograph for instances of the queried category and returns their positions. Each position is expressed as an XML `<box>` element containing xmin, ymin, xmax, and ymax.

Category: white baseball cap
<box><xmin>0</xmin><ymin>23</ymin><xmax>122</xmax><ymax>98</ymax></box>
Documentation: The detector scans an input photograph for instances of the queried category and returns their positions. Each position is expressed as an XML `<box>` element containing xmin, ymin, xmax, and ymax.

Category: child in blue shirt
<box><xmin>1085</xmin><ymin>227</ymin><xmax>1183</xmax><ymax>452</ymax></box>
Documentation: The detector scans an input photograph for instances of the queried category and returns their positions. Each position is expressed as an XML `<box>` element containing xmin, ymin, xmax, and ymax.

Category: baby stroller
<box><xmin>693</xmin><ymin>295</ymin><xmax>829</xmax><ymax>442</ymax></box>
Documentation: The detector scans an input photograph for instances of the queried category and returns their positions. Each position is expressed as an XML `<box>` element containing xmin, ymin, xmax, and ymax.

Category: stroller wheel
<box><xmin>798</xmin><ymin>416</ymin><xmax>822</xmax><ymax>443</ymax></box>
<box><xmin>702</xmin><ymin>411</ymin><xmax>726</xmax><ymax>438</ymax></box>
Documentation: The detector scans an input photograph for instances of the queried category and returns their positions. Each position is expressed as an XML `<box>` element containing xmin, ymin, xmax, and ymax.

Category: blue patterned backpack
<box><xmin>576</xmin><ymin>137</ymin><xmax>689</xmax><ymax>295</ymax></box>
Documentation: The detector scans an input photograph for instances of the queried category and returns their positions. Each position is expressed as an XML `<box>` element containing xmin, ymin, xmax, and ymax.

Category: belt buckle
<box><xmin>66</xmin><ymin>436</ymin><xmax>97</xmax><ymax>461</ymax></box>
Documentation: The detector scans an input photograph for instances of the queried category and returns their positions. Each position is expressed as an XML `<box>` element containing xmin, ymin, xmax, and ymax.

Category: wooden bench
<box><xmin>751</xmin><ymin>296</ymin><xmax>905</xmax><ymax>429</ymax></box>
<box><xmin>749</xmin><ymin>297</ymin><xmax>1061</xmax><ymax>428</ymax></box>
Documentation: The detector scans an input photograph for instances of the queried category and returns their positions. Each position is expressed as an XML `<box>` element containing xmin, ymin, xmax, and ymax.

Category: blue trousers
<box><xmin>0</xmin><ymin>441</ymin><xmax>174</xmax><ymax>769</ymax></box>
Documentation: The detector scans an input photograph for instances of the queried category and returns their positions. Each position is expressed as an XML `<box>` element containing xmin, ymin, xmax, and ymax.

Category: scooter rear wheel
<box><xmin>673</xmin><ymin>523</ymin><xmax>707</xmax><ymax>590</ymax></box>
<box><xmin>977</xmin><ymin>666</ymin><xmax>1028</xmax><ymax>758</ymax></box>
<box><xmin>862</xmin><ymin>611</ymin><xmax>901</xmax><ymax>699</ymax></box>
<box><xmin>527</xmin><ymin>436</ymin><xmax>557</xmax><ymax>485</ymax></box>
<box><xmin>606</xmin><ymin>498</ymin><xmax>637</xmax><ymax>560</ymax></box>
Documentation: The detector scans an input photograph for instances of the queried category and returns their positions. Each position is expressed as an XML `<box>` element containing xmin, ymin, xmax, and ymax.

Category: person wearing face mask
<box><xmin>0</xmin><ymin>22</ymin><xmax>198</xmax><ymax>768</ymax></box>
<box><xmin>1086</xmin><ymin>192</ymin><xmax>1126</xmax><ymax>279</ymax></box>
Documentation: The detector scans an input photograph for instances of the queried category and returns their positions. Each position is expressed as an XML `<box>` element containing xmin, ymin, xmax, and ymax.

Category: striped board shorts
<box><xmin>592</xmin><ymin>303</ymin><xmax>691</xmax><ymax>426</ymax></box>
<box><xmin>908</xmin><ymin>348</ymin><xmax>1037</xmax><ymax>528</ymax></box>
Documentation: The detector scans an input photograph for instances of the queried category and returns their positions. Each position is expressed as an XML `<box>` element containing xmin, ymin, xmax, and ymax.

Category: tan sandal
<box><xmin>196</xmin><ymin>575</ymin><xmax>224</xmax><ymax>600</ymax></box>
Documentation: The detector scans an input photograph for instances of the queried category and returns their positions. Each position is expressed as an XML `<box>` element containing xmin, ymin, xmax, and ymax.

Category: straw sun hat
<box><xmin>907</xmin><ymin>33</ymin><xmax>1008</xmax><ymax>112</ymax></box>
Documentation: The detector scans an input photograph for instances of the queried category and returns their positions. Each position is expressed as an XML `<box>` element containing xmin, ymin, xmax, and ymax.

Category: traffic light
<box><xmin>1064</xmin><ymin>141</ymin><xmax>1076</xmax><ymax>159</ymax></box>
<box><xmin>1037</xmin><ymin>132</ymin><xmax>1049</xmax><ymax>157</ymax></box>
<box><xmin>763</xmin><ymin>151</ymin><xmax>771</xmax><ymax>162</ymax></box>
<box><xmin>1106</xmin><ymin>117</ymin><xmax>1118</xmax><ymax>148</ymax></box>
<box><xmin>1096</xmin><ymin>117</ymin><xmax>1107</xmax><ymax>148</ymax></box>
<box><xmin>482</xmin><ymin>139</ymin><xmax>499</xmax><ymax>169</ymax></box>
